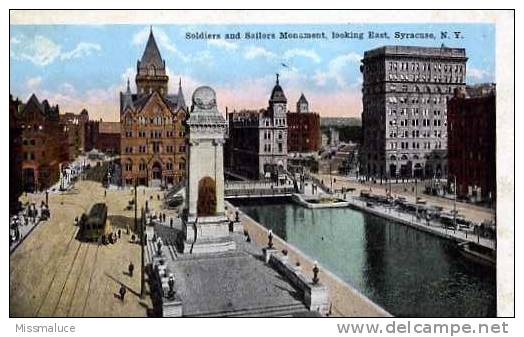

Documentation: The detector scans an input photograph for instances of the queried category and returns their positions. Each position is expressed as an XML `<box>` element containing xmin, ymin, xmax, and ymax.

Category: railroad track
<box><xmin>81</xmin><ymin>240</ymin><xmax>101</xmax><ymax>317</ymax></box>
<box><xmin>34</xmin><ymin>227</ymin><xmax>78</xmax><ymax>317</ymax></box>
<box><xmin>50</xmin><ymin>240</ymin><xmax>85</xmax><ymax>316</ymax></box>
<box><xmin>65</xmin><ymin>242</ymin><xmax>92</xmax><ymax>317</ymax></box>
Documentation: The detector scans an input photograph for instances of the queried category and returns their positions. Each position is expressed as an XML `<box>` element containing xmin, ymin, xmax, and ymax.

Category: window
<box><xmin>153</xmin><ymin>142</ymin><xmax>160</xmax><ymax>153</ymax></box>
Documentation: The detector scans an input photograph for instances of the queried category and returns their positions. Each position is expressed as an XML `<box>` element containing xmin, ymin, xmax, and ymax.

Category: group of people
<box><xmin>10</xmin><ymin>201</ymin><xmax>50</xmax><ymax>245</ymax></box>
<box><xmin>102</xmin><ymin>228</ymin><xmax>123</xmax><ymax>245</ymax></box>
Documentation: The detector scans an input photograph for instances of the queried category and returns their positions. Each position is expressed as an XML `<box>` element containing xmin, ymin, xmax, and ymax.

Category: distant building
<box><xmin>11</xmin><ymin>94</ymin><xmax>68</xmax><ymax>192</ymax></box>
<box><xmin>226</xmin><ymin>75</ymin><xmax>288</xmax><ymax>180</ymax></box>
<box><xmin>360</xmin><ymin>45</ymin><xmax>468</xmax><ymax>179</ymax></box>
<box><xmin>287</xmin><ymin>93</ymin><xmax>321</xmax><ymax>153</ymax></box>
<box><xmin>60</xmin><ymin>111</ymin><xmax>89</xmax><ymax>161</ymax></box>
<box><xmin>447</xmin><ymin>83</ymin><xmax>496</xmax><ymax>203</ymax></box>
<box><xmin>321</xmin><ymin>133</ymin><xmax>329</xmax><ymax>148</ymax></box>
<box><xmin>119</xmin><ymin>28</ymin><xmax>188</xmax><ymax>187</ymax></box>
<box><xmin>96</xmin><ymin>121</ymin><xmax>121</xmax><ymax>154</ymax></box>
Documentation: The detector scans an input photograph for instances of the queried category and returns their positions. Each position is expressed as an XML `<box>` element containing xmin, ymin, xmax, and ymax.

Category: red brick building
<box><xmin>120</xmin><ymin>29</ymin><xmax>187</xmax><ymax>187</ymax></box>
<box><xmin>447</xmin><ymin>84</ymin><xmax>496</xmax><ymax>203</ymax></box>
<box><xmin>12</xmin><ymin>94</ymin><xmax>69</xmax><ymax>192</ymax></box>
<box><xmin>10</xmin><ymin>95</ymin><xmax>23</xmax><ymax>213</ymax></box>
<box><xmin>287</xmin><ymin>94</ymin><xmax>320</xmax><ymax>153</ymax></box>
<box><xmin>96</xmin><ymin>121</ymin><xmax>121</xmax><ymax>154</ymax></box>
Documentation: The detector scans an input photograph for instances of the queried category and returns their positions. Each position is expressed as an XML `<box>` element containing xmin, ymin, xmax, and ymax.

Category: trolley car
<box><xmin>79</xmin><ymin>203</ymin><xmax>111</xmax><ymax>241</ymax></box>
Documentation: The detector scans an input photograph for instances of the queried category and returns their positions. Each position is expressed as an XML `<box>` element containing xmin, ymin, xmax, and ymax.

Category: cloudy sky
<box><xmin>10</xmin><ymin>23</ymin><xmax>495</xmax><ymax>121</ymax></box>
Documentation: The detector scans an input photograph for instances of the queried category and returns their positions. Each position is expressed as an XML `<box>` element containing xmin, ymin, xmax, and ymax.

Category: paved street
<box><xmin>9</xmin><ymin>180</ymin><xmax>162</xmax><ymax>317</ymax></box>
<box><xmin>313</xmin><ymin>173</ymin><xmax>495</xmax><ymax>224</ymax></box>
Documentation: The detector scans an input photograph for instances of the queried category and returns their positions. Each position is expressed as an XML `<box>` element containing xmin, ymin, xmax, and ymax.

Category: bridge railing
<box><xmin>224</xmin><ymin>187</ymin><xmax>295</xmax><ymax>197</ymax></box>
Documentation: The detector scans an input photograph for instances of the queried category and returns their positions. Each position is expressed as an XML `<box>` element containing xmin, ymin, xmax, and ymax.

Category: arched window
<box><xmin>125</xmin><ymin>159</ymin><xmax>133</xmax><ymax>172</ymax></box>
<box><xmin>139</xmin><ymin>160</ymin><xmax>147</xmax><ymax>171</ymax></box>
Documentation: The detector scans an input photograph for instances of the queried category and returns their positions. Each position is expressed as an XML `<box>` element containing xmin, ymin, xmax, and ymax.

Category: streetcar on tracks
<box><xmin>78</xmin><ymin>203</ymin><xmax>112</xmax><ymax>242</ymax></box>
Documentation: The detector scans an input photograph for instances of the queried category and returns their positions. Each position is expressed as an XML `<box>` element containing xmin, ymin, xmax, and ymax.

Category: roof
<box><xmin>98</xmin><ymin>122</ymin><xmax>121</xmax><ymax>134</ymax></box>
<box><xmin>139</xmin><ymin>28</ymin><xmax>164</xmax><ymax>69</ymax></box>
<box><xmin>21</xmin><ymin>94</ymin><xmax>60</xmax><ymax>120</ymax></box>
<box><xmin>120</xmin><ymin>80</ymin><xmax>186</xmax><ymax>114</ymax></box>
<box><xmin>363</xmin><ymin>45</ymin><xmax>467</xmax><ymax>60</ymax></box>
<box><xmin>269</xmin><ymin>74</ymin><xmax>287</xmax><ymax>104</ymax></box>
<box><xmin>297</xmin><ymin>93</ymin><xmax>308</xmax><ymax>104</ymax></box>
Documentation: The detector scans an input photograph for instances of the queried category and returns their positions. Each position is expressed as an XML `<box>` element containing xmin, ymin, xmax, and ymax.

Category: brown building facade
<box><xmin>12</xmin><ymin>94</ymin><xmax>68</xmax><ymax>192</ymax></box>
<box><xmin>447</xmin><ymin>84</ymin><xmax>496</xmax><ymax>203</ymax></box>
<box><xmin>120</xmin><ymin>29</ymin><xmax>187</xmax><ymax>187</ymax></box>
<box><xmin>287</xmin><ymin>93</ymin><xmax>321</xmax><ymax>153</ymax></box>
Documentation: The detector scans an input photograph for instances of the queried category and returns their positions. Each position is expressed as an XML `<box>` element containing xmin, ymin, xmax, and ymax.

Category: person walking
<box><xmin>119</xmin><ymin>284</ymin><xmax>126</xmax><ymax>301</ymax></box>
<box><xmin>128</xmin><ymin>262</ymin><xmax>134</xmax><ymax>277</ymax></box>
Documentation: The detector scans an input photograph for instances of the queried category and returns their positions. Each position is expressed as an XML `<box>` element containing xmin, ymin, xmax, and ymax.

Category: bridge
<box><xmin>224</xmin><ymin>181</ymin><xmax>296</xmax><ymax>199</ymax></box>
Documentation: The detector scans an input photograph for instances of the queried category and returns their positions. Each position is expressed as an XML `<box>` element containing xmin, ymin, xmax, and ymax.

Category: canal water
<box><xmin>231</xmin><ymin>198</ymin><xmax>496</xmax><ymax>317</ymax></box>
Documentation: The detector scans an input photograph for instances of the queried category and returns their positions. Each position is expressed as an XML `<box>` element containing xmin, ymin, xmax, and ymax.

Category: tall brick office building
<box><xmin>447</xmin><ymin>84</ymin><xmax>496</xmax><ymax>203</ymax></box>
<box><xmin>360</xmin><ymin>45</ymin><xmax>467</xmax><ymax>179</ymax></box>
<box><xmin>287</xmin><ymin>93</ymin><xmax>321</xmax><ymax>153</ymax></box>
<box><xmin>120</xmin><ymin>29</ymin><xmax>187</xmax><ymax>187</ymax></box>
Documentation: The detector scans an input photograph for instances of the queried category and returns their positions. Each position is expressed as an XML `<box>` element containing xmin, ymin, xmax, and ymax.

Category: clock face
<box><xmin>276</xmin><ymin>105</ymin><xmax>283</xmax><ymax>113</ymax></box>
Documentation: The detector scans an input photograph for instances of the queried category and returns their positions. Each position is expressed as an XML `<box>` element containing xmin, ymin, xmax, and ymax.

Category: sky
<box><xmin>10</xmin><ymin>23</ymin><xmax>495</xmax><ymax>122</ymax></box>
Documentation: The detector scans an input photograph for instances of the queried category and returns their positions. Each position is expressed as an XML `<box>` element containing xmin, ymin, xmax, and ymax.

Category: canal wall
<box><xmin>225</xmin><ymin>201</ymin><xmax>391</xmax><ymax>317</ymax></box>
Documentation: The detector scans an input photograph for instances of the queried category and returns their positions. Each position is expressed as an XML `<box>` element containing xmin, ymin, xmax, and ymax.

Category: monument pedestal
<box><xmin>183</xmin><ymin>214</ymin><xmax>236</xmax><ymax>254</ymax></box>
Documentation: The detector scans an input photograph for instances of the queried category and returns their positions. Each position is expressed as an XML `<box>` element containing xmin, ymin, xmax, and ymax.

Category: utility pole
<box><xmin>140</xmin><ymin>206</ymin><xmax>145</xmax><ymax>298</ymax></box>
<box><xmin>453</xmin><ymin>175</ymin><xmax>457</xmax><ymax>230</ymax></box>
<box><xmin>415</xmin><ymin>178</ymin><xmax>418</xmax><ymax>219</ymax></box>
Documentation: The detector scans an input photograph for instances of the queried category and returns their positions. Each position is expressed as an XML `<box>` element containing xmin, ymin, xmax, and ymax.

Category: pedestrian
<box><xmin>119</xmin><ymin>284</ymin><xmax>126</xmax><ymax>301</ymax></box>
<box><xmin>128</xmin><ymin>262</ymin><xmax>134</xmax><ymax>277</ymax></box>
<box><xmin>118</xmin><ymin>229</ymin><xmax>121</xmax><ymax>238</ymax></box>
<box><xmin>104</xmin><ymin>189</ymin><xmax>107</xmax><ymax>197</ymax></box>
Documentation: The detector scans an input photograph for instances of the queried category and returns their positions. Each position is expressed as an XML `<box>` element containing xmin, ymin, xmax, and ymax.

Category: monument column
<box><xmin>182</xmin><ymin>86</ymin><xmax>235</xmax><ymax>254</ymax></box>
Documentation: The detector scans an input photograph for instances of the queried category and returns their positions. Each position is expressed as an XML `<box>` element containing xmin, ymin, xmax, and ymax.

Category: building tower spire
<box><xmin>135</xmin><ymin>25</ymin><xmax>168</xmax><ymax>95</ymax></box>
<box><xmin>177</xmin><ymin>77</ymin><xmax>186</xmax><ymax>109</ymax></box>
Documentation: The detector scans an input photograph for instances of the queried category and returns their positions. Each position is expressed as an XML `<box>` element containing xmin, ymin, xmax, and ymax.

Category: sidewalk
<box><xmin>312</xmin><ymin>173</ymin><xmax>495</xmax><ymax>224</ymax></box>
<box><xmin>343</xmin><ymin>196</ymin><xmax>495</xmax><ymax>249</ymax></box>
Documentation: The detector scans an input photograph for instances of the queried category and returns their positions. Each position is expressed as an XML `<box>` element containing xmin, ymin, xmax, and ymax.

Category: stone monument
<box><xmin>182</xmin><ymin>86</ymin><xmax>236</xmax><ymax>254</ymax></box>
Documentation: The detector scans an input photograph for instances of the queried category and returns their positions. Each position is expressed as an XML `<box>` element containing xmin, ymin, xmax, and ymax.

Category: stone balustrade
<box><xmin>263</xmin><ymin>248</ymin><xmax>329</xmax><ymax>315</ymax></box>
<box><xmin>151</xmin><ymin>245</ymin><xmax>183</xmax><ymax>317</ymax></box>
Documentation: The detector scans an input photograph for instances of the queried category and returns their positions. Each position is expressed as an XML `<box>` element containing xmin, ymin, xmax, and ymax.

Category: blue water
<box><xmin>232</xmin><ymin>198</ymin><xmax>496</xmax><ymax>317</ymax></box>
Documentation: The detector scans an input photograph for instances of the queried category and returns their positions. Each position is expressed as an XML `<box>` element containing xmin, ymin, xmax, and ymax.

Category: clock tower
<box><xmin>268</xmin><ymin>73</ymin><xmax>287</xmax><ymax>119</ymax></box>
